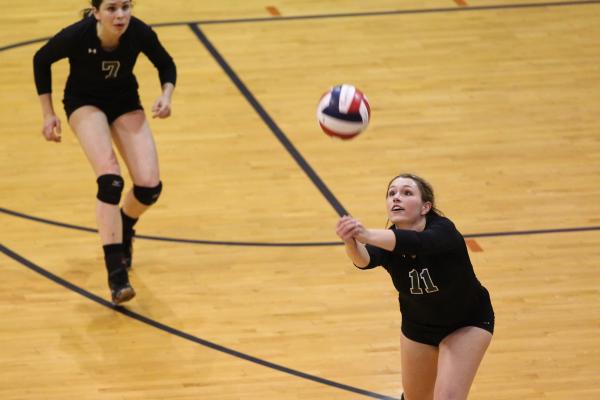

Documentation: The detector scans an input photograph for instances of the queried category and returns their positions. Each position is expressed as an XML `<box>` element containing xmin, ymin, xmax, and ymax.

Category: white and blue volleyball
<box><xmin>317</xmin><ymin>84</ymin><xmax>371</xmax><ymax>140</ymax></box>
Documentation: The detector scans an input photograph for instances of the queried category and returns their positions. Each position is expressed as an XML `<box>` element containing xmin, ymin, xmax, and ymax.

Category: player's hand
<box><xmin>42</xmin><ymin>114</ymin><xmax>62</xmax><ymax>142</ymax></box>
<box><xmin>336</xmin><ymin>215</ymin><xmax>362</xmax><ymax>242</ymax></box>
<box><xmin>351</xmin><ymin>219</ymin><xmax>371</xmax><ymax>244</ymax></box>
<box><xmin>151</xmin><ymin>95</ymin><xmax>172</xmax><ymax>119</ymax></box>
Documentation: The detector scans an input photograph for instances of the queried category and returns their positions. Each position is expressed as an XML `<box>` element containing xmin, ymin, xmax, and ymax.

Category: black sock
<box><xmin>103</xmin><ymin>244</ymin><xmax>127</xmax><ymax>285</ymax></box>
<box><xmin>120</xmin><ymin>209</ymin><xmax>138</xmax><ymax>238</ymax></box>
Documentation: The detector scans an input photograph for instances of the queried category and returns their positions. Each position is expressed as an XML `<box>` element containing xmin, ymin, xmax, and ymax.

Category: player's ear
<box><xmin>421</xmin><ymin>202</ymin><xmax>432</xmax><ymax>215</ymax></box>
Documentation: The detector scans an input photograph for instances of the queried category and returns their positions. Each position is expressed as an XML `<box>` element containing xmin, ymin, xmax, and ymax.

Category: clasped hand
<box><xmin>335</xmin><ymin>215</ymin><xmax>370</xmax><ymax>244</ymax></box>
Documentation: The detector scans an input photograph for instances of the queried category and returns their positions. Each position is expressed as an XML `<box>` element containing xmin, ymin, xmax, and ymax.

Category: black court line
<box><xmin>2</xmin><ymin>1</ymin><xmax>600</xmax><ymax>51</ymax></box>
<box><xmin>463</xmin><ymin>225</ymin><xmax>600</xmax><ymax>238</ymax></box>
<box><xmin>188</xmin><ymin>23</ymin><xmax>348</xmax><ymax>217</ymax></box>
<box><xmin>2</xmin><ymin>207</ymin><xmax>599</xmax><ymax>246</ymax></box>
<box><xmin>0</xmin><ymin>37</ymin><xmax>51</xmax><ymax>52</ymax></box>
<box><xmin>151</xmin><ymin>0</ymin><xmax>600</xmax><ymax>27</ymax></box>
<box><xmin>0</xmin><ymin>207</ymin><xmax>339</xmax><ymax>247</ymax></box>
<box><xmin>0</xmin><ymin>243</ymin><xmax>399</xmax><ymax>400</ymax></box>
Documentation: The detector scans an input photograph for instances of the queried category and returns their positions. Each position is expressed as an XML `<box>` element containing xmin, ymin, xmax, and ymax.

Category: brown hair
<box><xmin>81</xmin><ymin>0</ymin><xmax>134</xmax><ymax>19</ymax></box>
<box><xmin>81</xmin><ymin>0</ymin><xmax>102</xmax><ymax>19</ymax></box>
<box><xmin>386</xmin><ymin>173</ymin><xmax>442</xmax><ymax>216</ymax></box>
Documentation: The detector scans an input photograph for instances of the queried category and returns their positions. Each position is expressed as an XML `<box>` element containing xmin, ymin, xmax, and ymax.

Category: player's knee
<box><xmin>133</xmin><ymin>181</ymin><xmax>163</xmax><ymax>205</ymax></box>
<box><xmin>97</xmin><ymin>174</ymin><xmax>124</xmax><ymax>205</ymax></box>
<box><xmin>403</xmin><ymin>387</ymin><xmax>434</xmax><ymax>400</ymax></box>
<box><xmin>434</xmin><ymin>387</ymin><xmax>462</xmax><ymax>400</ymax></box>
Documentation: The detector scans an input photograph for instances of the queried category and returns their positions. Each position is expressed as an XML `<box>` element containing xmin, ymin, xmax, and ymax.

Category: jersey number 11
<box><xmin>409</xmin><ymin>268</ymin><xmax>439</xmax><ymax>294</ymax></box>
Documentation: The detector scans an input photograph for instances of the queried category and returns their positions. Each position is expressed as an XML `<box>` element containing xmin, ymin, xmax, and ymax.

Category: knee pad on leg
<box><xmin>133</xmin><ymin>181</ymin><xmax>163</xmax><ymax>205</ymax></box>
<box><xmin>96</xmin><ymin>174</ymin><xmax>124</xmax><ymax>205</ymax></box>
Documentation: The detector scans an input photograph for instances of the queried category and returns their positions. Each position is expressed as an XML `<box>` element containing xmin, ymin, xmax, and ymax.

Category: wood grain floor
<box><xmin>1</xmin><ymin>1</ymin><xmax>599</xmax><ymax>399</ymax></box>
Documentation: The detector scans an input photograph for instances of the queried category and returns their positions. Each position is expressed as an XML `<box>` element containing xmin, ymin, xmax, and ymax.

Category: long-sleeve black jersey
<box><xmin>33</xmin><ymin>16</ymin><xmax>176</xmax><ymax>100</ymax></box>
<box><xmin>361</xmin><ymin>213</ymin><xmax>490</xmax><ymax>327</ymax></box>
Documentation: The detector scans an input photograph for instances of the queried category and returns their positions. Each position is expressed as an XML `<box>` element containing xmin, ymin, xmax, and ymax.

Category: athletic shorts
<box><xmin>401</xmin><ymin>290</ymin><xmax>495</xmax><ymax>347</ymax></box>
<box><xmin>63</xmin><ymin>94</ymin><xmax>143</xmax><ymax>125</ymax></box>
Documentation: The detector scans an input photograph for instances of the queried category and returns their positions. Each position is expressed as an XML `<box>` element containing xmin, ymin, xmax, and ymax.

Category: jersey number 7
<box><xmin>102</xmin><ymin>61</ymin><xmax>121</xmax><ymax>79</ymax></box>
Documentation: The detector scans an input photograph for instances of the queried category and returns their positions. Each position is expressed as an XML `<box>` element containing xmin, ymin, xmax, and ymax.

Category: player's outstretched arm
<box><xmin>336</xmin><ymin>216</ymin><xmax>371</xmax><ymax>267</ymax></box>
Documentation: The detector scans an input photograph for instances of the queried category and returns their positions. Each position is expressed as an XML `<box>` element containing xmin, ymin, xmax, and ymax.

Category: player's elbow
<box><xmin>33</xmin><ymin>48</ymin><xmax>43</xmax><ymax>66</ymax></box>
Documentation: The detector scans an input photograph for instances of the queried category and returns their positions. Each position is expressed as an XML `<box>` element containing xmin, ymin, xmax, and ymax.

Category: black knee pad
<box><xmin>96</xmin><ymin>174</ymin><xmax>124</xmax><ymax>205</ymax></box>
<box><xmin>133</xmin><ymin>181</ymin><xmax>163</xmax><ymax>205</ymax></box>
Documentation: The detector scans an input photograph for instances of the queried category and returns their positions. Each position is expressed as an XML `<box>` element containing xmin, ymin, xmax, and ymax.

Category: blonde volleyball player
<box><xmin>335</xmin><ymin>173</ymin><xmax>494</xmax><ymax>400</ymax></box>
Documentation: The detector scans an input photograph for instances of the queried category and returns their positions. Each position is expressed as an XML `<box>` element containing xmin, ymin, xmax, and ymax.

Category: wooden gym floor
<box><xmin>1</xmin><ymin>1</ymin><xmax>599</xmax><ymax>399</ymax></box>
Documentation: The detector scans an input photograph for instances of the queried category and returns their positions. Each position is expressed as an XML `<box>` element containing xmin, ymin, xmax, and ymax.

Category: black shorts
<box><xmin>63</xmin><ymin>94</ymin><xmax>143</xmax><ymax>125</ymax></box>
<box><xmin>401</xmin><ymin>290</ymin><xmax>495</xmax><ymax>347</ymax></box>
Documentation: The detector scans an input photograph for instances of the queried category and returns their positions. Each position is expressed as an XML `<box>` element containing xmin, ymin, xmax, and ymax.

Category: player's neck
<box><xmin>395</xmin><ymin>217</ymin><xmax>427</xmax><ymax>232</ymax></box>
<box><xmin>96</xmin><ymin>22</ymin><xmax>120</xmax><ymax>51</ymax></box>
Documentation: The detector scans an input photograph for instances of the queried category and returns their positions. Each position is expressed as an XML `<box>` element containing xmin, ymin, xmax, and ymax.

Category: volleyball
<box><xmin>316</xmin><ymin>84</ymin><xmax>371</xmax><ymax>140</ymax></box>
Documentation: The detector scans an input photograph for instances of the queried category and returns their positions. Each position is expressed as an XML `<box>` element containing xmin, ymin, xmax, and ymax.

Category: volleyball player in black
<box><xmin>33</xmin><ymin>0</ymin><xmax>176</xmax><ymax>304</ymax></box>
<box><xmin>336</xmin><ymin>173</ymin><xmax>494</xmax><ymax>400</ymax></box>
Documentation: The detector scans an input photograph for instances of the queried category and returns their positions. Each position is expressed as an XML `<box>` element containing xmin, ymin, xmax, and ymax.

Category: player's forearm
<box><xmin>360</xmin><ymin>229</ymin><xmax>396</xmax><ymax>252</ymax></box>
<box><xmin>38</xmin><ymin>93</ymin><xmax>56</xmax><ymax>117</ymax></box>
<box><xmin>161</xmin><ymin>82</ymin><xmax>174</xmax><ymax>99</ymax></box>
<box><xmin>344</xmin><ymin>239</ymin><xmax>370</xmax><ymax>268</ymax></box>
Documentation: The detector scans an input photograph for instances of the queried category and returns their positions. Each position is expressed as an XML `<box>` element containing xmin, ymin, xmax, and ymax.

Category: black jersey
<box><xmin>362</xmin><ymin>213</ymin><xmax>490</xmax><ymax>327</ymax></box>
<box><xmin>33</xmin><ymin>16</ymin><xmax>176</xmax><ymax>100</ymax></box>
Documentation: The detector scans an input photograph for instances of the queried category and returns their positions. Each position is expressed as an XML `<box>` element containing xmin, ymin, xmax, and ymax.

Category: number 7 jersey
<box><xmin>33</xmin><ymin>15</ymin><xmax>176</xmax><ymax>100</ymax></box>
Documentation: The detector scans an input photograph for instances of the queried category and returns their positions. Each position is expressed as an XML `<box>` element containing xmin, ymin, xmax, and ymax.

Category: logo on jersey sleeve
<box><xmin>101</xmin><ymin>61</ymin><xmax>120</xmax><ymax>79</ymax></box>
<box><xmin>88</xmin><ymin>48</ymin><xmax>97</xmax><ymax>54</ymax></box>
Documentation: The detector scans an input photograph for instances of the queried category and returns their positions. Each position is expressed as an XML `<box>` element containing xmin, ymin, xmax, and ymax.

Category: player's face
<box><xmin>95</xmin><ymin>0</ymin><xmax>132</xmax><ymax>35</ymax></box>
<box><xmin>386</xmin><ymin>177</ymin><xmax>431</xmax><ymax>229</ymax></box>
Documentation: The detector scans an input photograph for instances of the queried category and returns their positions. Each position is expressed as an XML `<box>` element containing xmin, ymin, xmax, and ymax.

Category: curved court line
<box><xmin>0</xmin><ymin>37</ymin><xmax>51</xmax><ymax>52</ymax></box>
<box><xmin>464</xmin><ymin>226</ymin><xmax>600</xmax><ymax>237</ymax></box>
<box><xmin>2</xmin><ymin>1</ymin><xmax>599</xmax><ymax>52</ymax></box>
<box><xmin>0</xmin><ymin>243</ymin><xmax>399</xmax><ymax>400</ymax></box>
<box><xmin>2</xmin><ymin>207</ymin><xmax>600</xmax><ymax>248</ymax></box>
<box><xmin>0</xmin><ymin>207</ymin><xmax>340</xmax><ymax>247</ymax></box>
